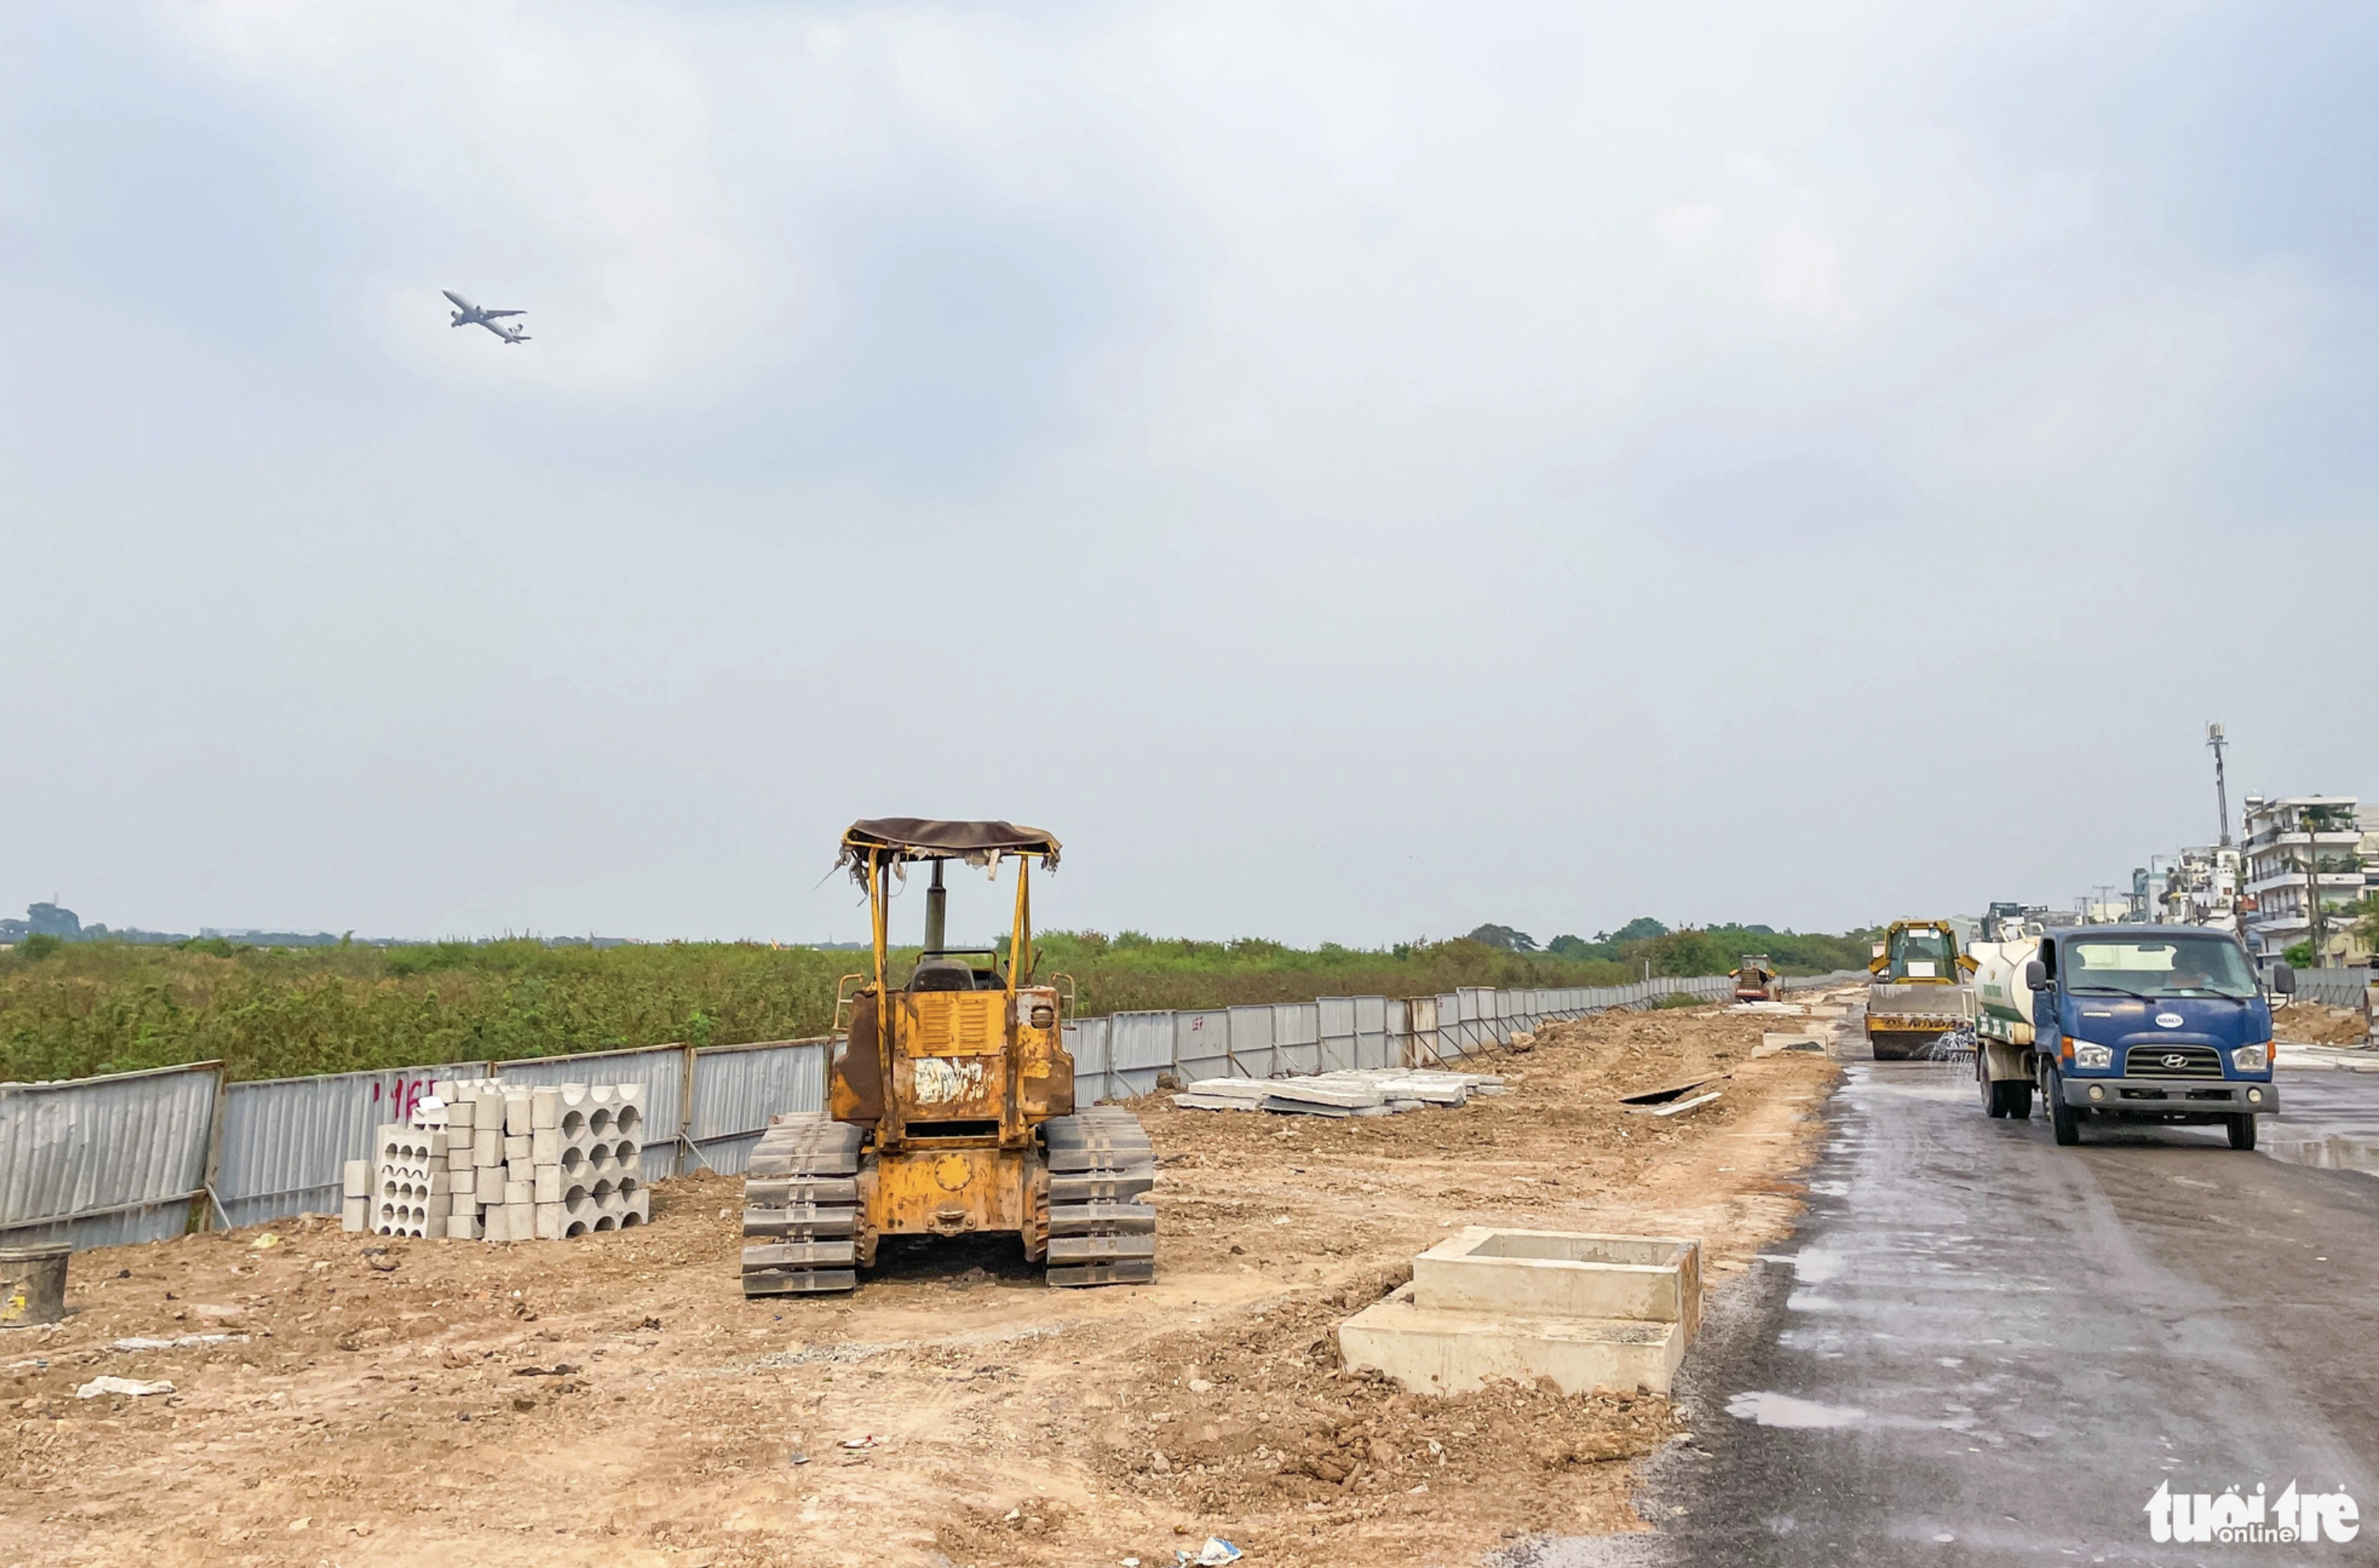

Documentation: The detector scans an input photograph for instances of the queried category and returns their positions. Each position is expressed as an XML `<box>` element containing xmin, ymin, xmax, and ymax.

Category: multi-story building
<box><xmin>2241</xmin><ymin>795</ymin><xmax>2372</xmax><ymax>966</ymax></box>
<box><xmin>2156</xmin><ymin>845</ymin><xmax>2243</xmax><ymax>934</ymax></box>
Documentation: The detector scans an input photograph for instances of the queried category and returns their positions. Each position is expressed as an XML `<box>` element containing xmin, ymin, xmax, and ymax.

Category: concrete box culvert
<box><xmin>1340</xmin><ymin>1226</ymin><xmax>1703</xmax><ymax>1397</ymax></box>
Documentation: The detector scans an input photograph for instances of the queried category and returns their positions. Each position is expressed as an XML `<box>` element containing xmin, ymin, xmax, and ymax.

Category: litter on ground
<box><xmin>76</xmin><ymin>1376</ymin><xmax>175</xmax><ymax>1398</ymax></box>
<box><xmin>1172</xmin><ymin>1068</ymin><xmax>1505</xmax><ymax>1117</ymax></box>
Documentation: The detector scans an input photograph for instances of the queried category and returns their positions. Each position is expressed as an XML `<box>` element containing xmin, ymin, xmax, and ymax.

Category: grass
<box><xmin>0</xmin><ymin>928</ymin><xmax>1852</xmax><ymax>1084</ymax></box>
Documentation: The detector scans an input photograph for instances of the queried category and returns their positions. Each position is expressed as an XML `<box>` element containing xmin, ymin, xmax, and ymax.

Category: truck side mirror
<box><xmin>2023</xmin><ymin>958</ymin><xmax>2047</xmax><ymax>990</ymax></box>
<box><xmin>2270</xmin><ymin>962</ymin><xmax>2296</xmax><ymax>995</ymax></box>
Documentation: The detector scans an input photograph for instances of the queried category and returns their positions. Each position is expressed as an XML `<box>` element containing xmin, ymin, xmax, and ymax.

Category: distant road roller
<box><xmin>740</xmin><ymin>819</ymin><xmax>1155</xmax><ymax>1296</ymax></box>
<box><xmin>1864</xmin><ymin>918</ymin><xmax>1979</xmax><ymax>1060</ymax></box>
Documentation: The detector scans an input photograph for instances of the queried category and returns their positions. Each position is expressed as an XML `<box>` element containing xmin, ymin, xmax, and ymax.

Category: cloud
<box><xmin>2</xmin><ymin>2</ymin><xmax>2374</xmax><ymax>941</ymax></box>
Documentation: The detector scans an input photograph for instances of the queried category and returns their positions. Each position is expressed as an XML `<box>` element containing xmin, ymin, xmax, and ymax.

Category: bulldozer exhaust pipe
<box><xmin>924</xmin><ymin>859</ymin><xmax>946</xmax><ymax>953</ymax></box>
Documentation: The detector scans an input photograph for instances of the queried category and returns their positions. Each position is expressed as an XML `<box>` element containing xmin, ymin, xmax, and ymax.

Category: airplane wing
<box><xmin>482</xmin><ymin>308</ymin><xmax>525</xmax><ymax>318</ymax></box>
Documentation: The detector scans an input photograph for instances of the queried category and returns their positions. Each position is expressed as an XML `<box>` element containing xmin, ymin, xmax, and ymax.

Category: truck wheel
<box><xmin>1978</xmin><ymin>1059</ymin><xmax>2006</xmax><ymax>1117</ymax></box>
<box><xmin>2046</xmin><ymin>1069</ymin><xmax>2081</xmax><ymax>1147</ymax></box>
<box><xmin>2226</xmin><ymin>1114</ymin><xmax>2257</xmax><ymax>1151</ymax></box>
<box><xmin>2005</xmin><ymin>1081</ymin><xmax>2033</xmax><ymax>1120</ymax></box>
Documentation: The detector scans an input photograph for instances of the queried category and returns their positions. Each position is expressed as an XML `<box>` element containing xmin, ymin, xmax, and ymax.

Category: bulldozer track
<box><xmin>1040</xmin><ymin>1105</ymin><xmax>1157</xmax><ymax>1287</ymax></box>
<box><xmin>741</xmin><ymin>1113</ymin><xmax>866</xmax><ymax>1297</ymax></box>
<box><xmin>738</xmin><ymin>1106</ymin><xmax>1156</xmax><ymax>1293</ymax></box>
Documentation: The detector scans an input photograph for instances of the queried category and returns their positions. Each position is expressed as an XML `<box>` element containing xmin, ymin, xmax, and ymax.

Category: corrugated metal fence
<box><xmin>2295</xmin><ymin>967</ymin><xmax>2375</xmax><ymax>1009</ymax></box>
<box><xmin>3</xmin><ymin>971</ymin><xmax>1813</xmax><ymax>1251</ymax></box>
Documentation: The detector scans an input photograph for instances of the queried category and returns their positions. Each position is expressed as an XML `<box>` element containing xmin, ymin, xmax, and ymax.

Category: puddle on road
<box><xmin>2263</xmin><ymin>1134</ymin><xmax>2379</xmax><ymax>1176</ymax></box>
<box><xmin>1726</xmin><ymin>1390</ymin><xmax>1865</xmax><ymax>1428</ymax></box>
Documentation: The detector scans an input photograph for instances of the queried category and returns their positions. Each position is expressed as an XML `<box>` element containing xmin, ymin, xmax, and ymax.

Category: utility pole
<box><xmin>2303</xmin><ymin>803</ymin><xmax>2327</xmax><ymax>970</ymax></box>
<box><xmin>2208</xmin><ymin>723</ymin><xmax>2232</xmax><ymax>848</ymax></box>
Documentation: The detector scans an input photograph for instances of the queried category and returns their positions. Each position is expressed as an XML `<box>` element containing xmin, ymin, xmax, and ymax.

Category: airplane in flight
<box><xmin>442</xmin><ymin>290</ymin><xmax>531</xmax><ymax>343</ymax></box>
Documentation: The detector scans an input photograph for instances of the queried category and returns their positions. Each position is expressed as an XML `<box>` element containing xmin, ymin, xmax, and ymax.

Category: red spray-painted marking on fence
<box><xmin>367</xmin><ymin>1076</ymin><xmax>437</xmax><ymax>1123</ymax></box>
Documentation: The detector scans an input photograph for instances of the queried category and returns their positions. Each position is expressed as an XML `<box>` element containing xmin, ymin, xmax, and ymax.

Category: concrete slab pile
<box><xmin>1171</xmin><ymin>1067</ymin><xmax>1504</xmax><ymax>1118</ymax></box>
<box><xmin>1338</xmin><ymin>1226</ymin><xmax>1702</xmax><ymax>1395</ymax></box>
<box><xmin>342</xmin><ymin>1080</ymin><xmax>649</xmax><ymax>1239</ymax></box>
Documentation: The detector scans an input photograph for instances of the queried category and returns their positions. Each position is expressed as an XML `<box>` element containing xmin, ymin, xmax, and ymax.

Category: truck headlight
<box><xmin>2233</xmin><ymin>1043</ymin><xmax>2269</xmax><ymax>1072</ymax></box>
<box><xmin>2072</xmin><ymin>1043</ymin><xmax>2113</xmax><ymax>1070</ymax></box>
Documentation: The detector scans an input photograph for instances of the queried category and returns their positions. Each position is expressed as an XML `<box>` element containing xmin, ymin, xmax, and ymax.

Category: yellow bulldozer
<box><xmin>739</xmin><ymin>819</ymin><xmax>1156</xmax><ymax>1296</ymax></box>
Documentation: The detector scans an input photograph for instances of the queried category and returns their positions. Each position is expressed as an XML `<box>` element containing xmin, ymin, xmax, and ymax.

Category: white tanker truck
<box><xmin>1970</xmin><ymin>935</ymin><xmax>2042</xmax><ymax>1117</ymax></box>
<box><xmin>1970</xmin><ymin>921</ymin><xmax>2286</xmax><ymax>1147</ymax></box>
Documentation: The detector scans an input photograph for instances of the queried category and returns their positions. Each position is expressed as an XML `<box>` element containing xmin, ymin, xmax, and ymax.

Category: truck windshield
<box><xmin>1889</xmin><ymin>927</ymin><xmax>1956</xmax><ymax>979</ymax></box>
<box><xmin>2064</xmin><ymin>937</ymin><xmax>2256</xmax><ymax>999</ymax></box>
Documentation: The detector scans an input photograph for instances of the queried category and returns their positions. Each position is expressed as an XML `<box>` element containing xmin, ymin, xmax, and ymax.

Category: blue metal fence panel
<box><xmin>1175</xmin><ymin>1010</ymin><xmax>1231</xmax><ymax>1081</ymax></box>
<box><xmin>1356</xmin><ymin>996</ymin><xmax>1391</xmax><ymax>1068</ymax></box>
<box><xmin>1318</xmin><ymin>997</ymin><xmax>1358</xmax><ymax>1072</ymax></box>
<box><xmin>1273</xmin><ymin>1002</ymin><xmax>1321</xmax><ymax>1075</ymax></box>
<box><xmin>1069</xmin><ymin>1017</ymin><xmax>1113</xmax><ymax>1104</ymax></box>
<box><xmin>1227</xmin><ymin>1006</ymin><xmax>1276</xmax><ymax>1079</ymax></box>
<box><xmin>687</xmin><ymin>1040</ymin><xmax>829</xmax><ymax>1174</ymax></box>
<box><xmin>216</xmin><ymin>1060</ymin><xmax>487</xmax><ymax>1228</ymax></box>
<box><xmin>1108</xmin><ymin>1012</ymin><xmax>1177</xmax><ymax>1098</ymax></box>
<box><xmin>0</xmin><ymin>1063</ymin><xmax>220</xmax><ymax>1251</ymax></box>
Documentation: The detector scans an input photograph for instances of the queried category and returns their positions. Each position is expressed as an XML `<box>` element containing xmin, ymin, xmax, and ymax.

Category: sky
<box><xmin>3</xmin><ymin>2</ymin><xmax>2375</xmax><ymax>947</ymax></box>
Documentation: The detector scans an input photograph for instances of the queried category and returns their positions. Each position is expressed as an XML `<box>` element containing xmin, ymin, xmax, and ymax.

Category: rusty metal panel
<box><xmin>216</xmin><ymin>1061</ymin><xmax>488</xmax><ymax>1229</ymax></box>
<box><xmin>0</xmin><ymin>1063</ymin><xmax>220</xmax><ymax>1251</ymax></box>
<box><xmin>686</xmin><ymin>1041</ymin><xmax>829</xmax><ymax>1175</ymax></box>
<box><xmin>495</xmin><ymin>1046</ymin><xmax>687</xmax><ymax>1184</ymax></box>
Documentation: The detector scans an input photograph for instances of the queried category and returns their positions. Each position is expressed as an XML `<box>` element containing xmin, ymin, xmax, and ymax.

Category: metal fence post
<box><xmin>191</xmin><ymin>1064</ymin><xmax>231</xmax><ymax>1234</ymax></box>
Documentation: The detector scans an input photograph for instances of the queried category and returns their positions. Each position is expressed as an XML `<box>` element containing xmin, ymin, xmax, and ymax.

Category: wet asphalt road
<box><xmin>1522</xmin><ymin>1054</ymin><xmax>2379</xmax><ymax>1567</ymax></box>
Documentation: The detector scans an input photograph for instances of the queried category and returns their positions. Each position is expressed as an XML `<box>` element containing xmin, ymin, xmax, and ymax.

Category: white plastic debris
<box><xmin>76</xmin><ymin>1376</ymin><xmax>174</xmax><ymax>1398</ymax></box>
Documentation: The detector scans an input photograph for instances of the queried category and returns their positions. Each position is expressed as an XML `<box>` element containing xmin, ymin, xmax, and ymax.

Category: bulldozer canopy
<box><xmin>838</xmin><ymin>819</ymin><xmax>1061</xmax><ymax>882</ymax></box>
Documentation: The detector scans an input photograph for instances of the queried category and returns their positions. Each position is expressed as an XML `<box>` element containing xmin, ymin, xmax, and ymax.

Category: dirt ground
<box><xmin>4</xmin><ymin>998</ymin><xmax>1848</xmax><ymax>1568</ymax></box>
<box><xmin>2280</xmin><ymin>1003</ymin><xmax>2374</xmax><ymax>1046</ymax></box>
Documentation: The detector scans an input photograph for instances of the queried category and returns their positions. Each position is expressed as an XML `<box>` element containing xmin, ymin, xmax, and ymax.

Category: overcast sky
<box><xmin>3</xmin><ymin>3</ymin><xmax>2373</xmax><ymax>946</ymax></box>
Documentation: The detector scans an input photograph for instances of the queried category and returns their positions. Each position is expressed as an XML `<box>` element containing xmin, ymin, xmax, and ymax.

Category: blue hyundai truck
<box><xmin>1971</xmin><ymin>923</ymin><xmax>2289</xmax><ymax>1149</ymax></box>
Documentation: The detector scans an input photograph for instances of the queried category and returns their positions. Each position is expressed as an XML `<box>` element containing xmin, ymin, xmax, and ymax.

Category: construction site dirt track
<box><xmin>3</xmin><ymin>998</ymin><xmax>1847</xmax><ymax>1568</ymax></box>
